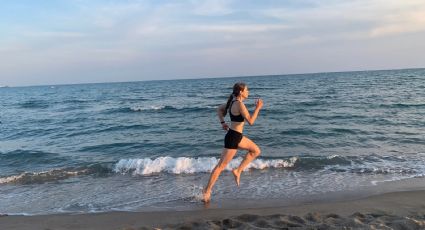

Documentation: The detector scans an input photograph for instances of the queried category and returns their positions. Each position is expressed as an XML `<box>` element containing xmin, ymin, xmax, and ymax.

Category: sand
<box><xmin>1</xmin><ymin>190</ymin><xmax>425</xmax><ymax>230</ymax></box>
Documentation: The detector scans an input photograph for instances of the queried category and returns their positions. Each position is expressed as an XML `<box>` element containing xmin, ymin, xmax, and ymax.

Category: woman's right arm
<box><xmin>217</xmin><ymin>104</ymin><xmax>229</xmax><ymax>130</ymax></box>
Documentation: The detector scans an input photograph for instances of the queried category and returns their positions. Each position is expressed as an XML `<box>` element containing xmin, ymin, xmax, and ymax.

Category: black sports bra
<box><xmin>229</xmin><ymin>100</ymin><xmax>244</xmax><ymax>122</ymax></box>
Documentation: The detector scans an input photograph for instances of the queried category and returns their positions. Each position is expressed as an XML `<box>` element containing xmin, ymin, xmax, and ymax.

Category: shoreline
<box><xmin>2</xmin><ymin>189</ymin><xmax>425</xmax><ymax>229</ymax></box>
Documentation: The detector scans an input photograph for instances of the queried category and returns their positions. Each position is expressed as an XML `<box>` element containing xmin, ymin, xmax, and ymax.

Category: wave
<box><xmin>329</xmin><ymin>165</ymin><xmax>420</xmax><ymax>175</ymax></box>
<box><xmin>246</xmin><ymin>87</ymin><xmax>282</xmax><ymax>90</ymax></box>
<box><xmin>280</xmin><ymin>129</ymin><xmax>324</xmax><ymax>136</ymax></box>
<box><xmin>114</xmin><ymin>156</ymin><xmax>298</xmax><ymax>175</ymax></box>
<box><xmin>348</xmin><ymin>167</ymin><xmax>417</xmax><ymax>174</ymax></box>
<box><xmin>278</xmin><ymin>128</ymin><xmax>369</xmax><ymax>138</ymax></box>
<box><xmin>294</xmin><ymin>155</ymin><xmax>352</xmax><ymax>169</ymax></box>
<box><xmin>18</xmin><ymin>100</ymin><xmax>50</xmax><ymax>109</ymax></box>
<box><xmin>78</xmin><ymin>142</ymin><xmax>144</xmax><ymax>153</ymax></box>
<box><xmin>113</xmin><ymin>154</ymin><xmax>424</xmax><ymax>176</ymax></box>
<box><xmin>119</xmin><ymin>97</ymin><xmax>148</xmax><ymax>102</ymax></box>
<box><xmin>65</xmin><ymin>124</ymin><xmax>151</xmax><ymax>138</ymax></box>
<box><xmin>63</xmin><ymin>99</ymin><xmax>95</xmax><ymax>104</ymax></box>
<box><xmin>130</xmin><ymin>105</ymin><xmax>217</xmax><ymax>112</ymax></box>
<box><xmin>56</xmin><ymin>99</ymin><xmax>94</xmax><ymax>111</ymax></box>
<box><xmin>0</xmin><ymin>169</ymin><xmax>86</xmax><ymax>184</ymax></box>
<box><xmin>306</xmin><ymin>114</ymin><xmax>368</xmax><ymax>120</ymax></box>
<box><xmin>105</xmin><ymin>105</ymin><xmax>216</xmax><ymax>114</ymax></box>
<box><xmin>99</xmin><ymin>124</ymin><xmax>151</xmax><ymax>133</ymax></box>
<box><xmin>0</xmin><ymin>150</ymin><xmax>67</xmax><ymax>166</ymax></box>
<box><xmin>4</xmin><ymin>127</ymin><xmax>62</xmax><ymax>140</ymax></box>
<box><xmin>1</xmin><ymin>153</ymin><xmax>424</xmax><ymax>184</ymax></box>
<box><xmin>327</xmin><ymin>154</ymin><xmax>425</xmax><ymax>175</ymax></box>
<box><xmin>0</xmin><ymin>164</ymin><xmax>111</xmax><ymax>185</ymax></box>
<box><xmin>130</xmin><ymin>105</ymin><xmax>167</xmax><ymax>111</ymax></box>
<box><xmin>378</xmin><ymin>103</ymin><xmax>425</xmax><ymax>108</ymax></box>
<box><xmin>295</xmin><ymin>101</ymin><xmax>328</xmax><ymax>107</ymax></box>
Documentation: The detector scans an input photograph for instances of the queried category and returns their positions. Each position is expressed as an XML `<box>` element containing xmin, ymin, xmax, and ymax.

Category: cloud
<box><xmin>369</xmin><ymin>2</ymin><xmax>425</xmax><ymax>37</ymax></box>
<box><xmin>1</xmin><ymin>0</ymin><xmax>425</xmax><ymax>86</ymax></box>
<box><xmin>73</xmin><ymin>0</ymin><xmax>149</xmax><ymax>29</ymax></box>
<box><xmin>23</xmin><ymin>31</ymin><xmax>87</xmax><ymax>39</ymax></box>
<box><xmin>184</xmin><ymin>24</ymin><xmax>289</xmax><ymax>33</ymax></box>
<box><xmin>191</xmin><ymin>0</ymin><xmax>234</xmax><ymax>16</ymax></box>
<box><xmin>261</xmin><ymin>0</ymin><xmax>425</xmax><ymax>40</ymax></box>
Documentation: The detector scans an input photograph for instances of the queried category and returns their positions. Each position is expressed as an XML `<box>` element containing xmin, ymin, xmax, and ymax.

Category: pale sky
<box><xmin>1</xmin><ymin>0</ymin><xmax>425</xmax><ymax>86</ymax></box>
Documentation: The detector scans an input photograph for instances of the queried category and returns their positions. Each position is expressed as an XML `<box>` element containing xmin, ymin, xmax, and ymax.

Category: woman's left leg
<box><xmin>203</xmin><ymin>148</ymin><xmax>238</xmax><ymax>202</ymax></box>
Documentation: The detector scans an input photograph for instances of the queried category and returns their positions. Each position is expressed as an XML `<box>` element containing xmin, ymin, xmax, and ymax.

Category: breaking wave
<box><xmin>114</xmin><ymin>156</ymin><xmax>298</xmax><ymax>175</ymax></box>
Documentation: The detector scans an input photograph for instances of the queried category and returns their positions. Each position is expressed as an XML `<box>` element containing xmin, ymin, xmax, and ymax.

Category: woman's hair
<box><xmin>223</xmin><ymin>82</ymin><xmax>246</xmax><ymax>117</ymax></box>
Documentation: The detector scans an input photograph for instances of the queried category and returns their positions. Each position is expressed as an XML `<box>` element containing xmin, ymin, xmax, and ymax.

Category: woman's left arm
<box><xmin>239</xmin><ymin>99</ymin><xmax>263</xmax><ymax>125</ymax></box>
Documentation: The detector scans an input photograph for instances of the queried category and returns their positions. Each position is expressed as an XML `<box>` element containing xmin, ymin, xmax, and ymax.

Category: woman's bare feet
<box><xmin>232</xmin><ymin>169</ymin><xmax>240</xmax><ymax>187</ymax></box>
<box><xmin>202</xmin><ymin>188</ymin><xmax>211</xmax><ymax>203</ymax></box>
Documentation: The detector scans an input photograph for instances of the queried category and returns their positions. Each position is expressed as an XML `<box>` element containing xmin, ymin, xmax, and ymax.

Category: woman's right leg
<box><xmin>232</xmin><ymin>136</ymin><xmax>261</xmax><ymax>186</ymax></box>
<box><xmin>203</xmin><ymin>148</ymin><xmax>237</xmax><ymax>202</ymax></box>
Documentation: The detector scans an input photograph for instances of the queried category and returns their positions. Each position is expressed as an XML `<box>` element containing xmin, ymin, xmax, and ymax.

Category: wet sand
<box><xmin>1</xmin><ymin>190</ymin><xmax>425</xmax><ymax>229</ymax></box>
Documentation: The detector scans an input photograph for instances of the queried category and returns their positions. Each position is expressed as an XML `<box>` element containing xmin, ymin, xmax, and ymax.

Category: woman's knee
<box><xmin>250</xmin><ymin>146</ymin><xmax>261</xmax><ymax>157</ymax></box>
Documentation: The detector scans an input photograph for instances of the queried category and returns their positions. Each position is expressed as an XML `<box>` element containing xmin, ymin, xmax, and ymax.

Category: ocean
<box><xmin>1</xmin><ymin>68</ymin><xmax>424</xmax><ymax>215</ymax></box>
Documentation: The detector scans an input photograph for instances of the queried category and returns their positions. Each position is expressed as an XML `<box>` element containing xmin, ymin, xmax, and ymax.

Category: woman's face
<box><xmin>240</xmin><ymin>86</ymin><xmax>249</xmax><ymax>99</ymax></box>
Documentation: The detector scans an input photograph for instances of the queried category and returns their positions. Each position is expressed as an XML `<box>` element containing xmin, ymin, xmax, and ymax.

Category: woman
<box><xmin>203</xmin><ymin>82</ymin><xmax>263</xmax><ymax>203</ymax></box>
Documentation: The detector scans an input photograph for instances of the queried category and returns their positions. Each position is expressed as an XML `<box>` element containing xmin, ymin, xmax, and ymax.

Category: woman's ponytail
<box><xmin>223</xmin><ymin>94</ymin><xmax>233</xmax><ymax>117</ymax></box>
<box><xmin>223</xmin><ymin>82</ymin><xmax>246</xmax><ymax>117</ymax></box>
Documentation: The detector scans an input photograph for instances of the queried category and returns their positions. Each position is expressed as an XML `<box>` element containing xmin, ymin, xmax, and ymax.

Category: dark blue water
<box><xmin>1</xmin><ymin>69</ymin><xmax>425</xmax><ymax>215</ymax></box>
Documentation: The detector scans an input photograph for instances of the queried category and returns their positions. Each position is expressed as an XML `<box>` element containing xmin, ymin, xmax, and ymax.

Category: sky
<box><xmin>1</xmin><ymin>0</ymin><xmax>425</xmax><ymax>86</ymax></box>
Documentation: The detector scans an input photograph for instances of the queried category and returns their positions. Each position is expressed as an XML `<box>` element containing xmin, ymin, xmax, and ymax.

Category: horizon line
<box><xmin>3</xmin><ymin>67</ymin><xmax>424</xmax><ymax>88</ymax></box>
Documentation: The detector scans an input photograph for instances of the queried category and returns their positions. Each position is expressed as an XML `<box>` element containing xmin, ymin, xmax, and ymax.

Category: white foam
<box><xmin>114</xmin><ymin>156</ymin><xmax>298</xmax><ymax>175</ymax></box>
<box><xmin>0</xmin><ymin>174</ymin><xmax>26</xmax><ymax>184</ymax></box>
<box><xmin>371</xmin><ymin>175</ymin><xmax>418</xmax><ymax>185</ymax></box>
<box><xmin>129</xmin><ymin>105</ymin><xmax>216</xmax><ymax>112</ymax></box>
<box><xmin>130</xmin><ymin>105</ymin><xmax>165</xmax><ymax>111</ymax></box>
<box><xmin>0</xmin><ymin>169</ymin><xmax>89</xmax><ymax>184</ymax></box>
<box><xmin>327</xmin><ymin>154</ymin><xmax>340</xmax><ymax>159</ymax></box>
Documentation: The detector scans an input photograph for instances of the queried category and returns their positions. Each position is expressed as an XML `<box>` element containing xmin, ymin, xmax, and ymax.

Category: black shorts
<box><xmin>224</xmin><ymin>129</ymin><xmax>243</xmax><ymax>149</ymax></box>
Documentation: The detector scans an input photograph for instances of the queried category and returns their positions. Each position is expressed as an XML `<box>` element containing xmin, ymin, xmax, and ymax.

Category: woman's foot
<box><xmin>232</xmin><ymin>169</ymin><xmax>240</xmax><ymax>187</ymax></box>
<box><xmin>202</xmin><ymin>188</ymin><xmax>211</xmax><ymax>203</ymax></box>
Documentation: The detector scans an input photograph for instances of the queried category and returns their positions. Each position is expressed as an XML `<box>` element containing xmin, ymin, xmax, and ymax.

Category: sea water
<box><xmin>1</xmin><ymin>68</ymin><xmax>424</xmax><ymax>214</ymax></box>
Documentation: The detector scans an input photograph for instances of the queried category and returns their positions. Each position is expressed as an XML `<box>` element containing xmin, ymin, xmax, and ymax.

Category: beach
<box><xmin>2</xmin><ymin>0</ymin><xmax>425</xmax><ymax>228</ymax></box>
<box><xmin>2</xmin><ymin>189</ymin><xmax>425</xmax><ymax>229</ymax></box>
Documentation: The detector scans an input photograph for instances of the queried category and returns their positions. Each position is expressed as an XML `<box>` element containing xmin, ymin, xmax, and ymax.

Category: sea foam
<box><xmin>113</xmin><ymin>156</ymin><xmax>298</xmax><ymax>175</ymax></box>
<box><xmin>0</xmin><ymin>168</ymin><xmax>90</xmax><ymax>185</ymax></box>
